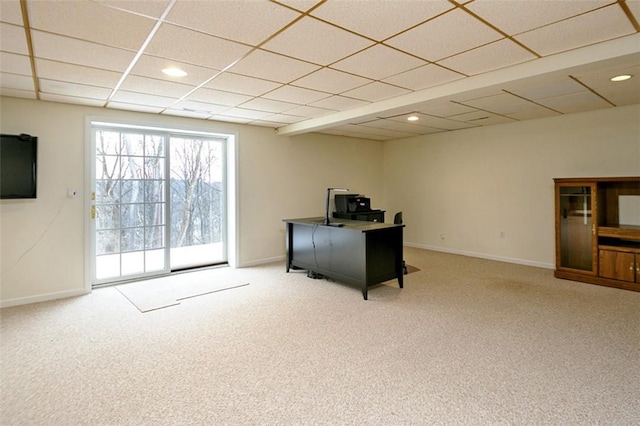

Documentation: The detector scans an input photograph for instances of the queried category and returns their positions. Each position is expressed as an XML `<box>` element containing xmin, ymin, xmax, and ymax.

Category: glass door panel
<box><xmin>169</xmin><ymin>136</ymin><xmax>226</xmax><ymax>270</ymax></box>
<box><xmin>559</xmin><ymin>185</ymin><xmax>595</xmax><ymax>271</ymax></box>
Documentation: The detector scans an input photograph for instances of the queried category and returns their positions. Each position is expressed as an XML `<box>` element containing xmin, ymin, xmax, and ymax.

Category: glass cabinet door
<box><xmin>557</xmin><ymin>184</ymin><xmax>597</xmax><ymax>273</ymax></box>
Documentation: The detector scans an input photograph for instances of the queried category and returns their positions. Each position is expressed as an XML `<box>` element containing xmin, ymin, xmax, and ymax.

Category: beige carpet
<box><xmin>2</xmin><ymin>247</ymin><xmax>639</xmax><ymax>425</ymax></box>
<box><xmin>115</xmin><ymin>267</ymin><xmax>249</xmax><ymax>312</ymax></box>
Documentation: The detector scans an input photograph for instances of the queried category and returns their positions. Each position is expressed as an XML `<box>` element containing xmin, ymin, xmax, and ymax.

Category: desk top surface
<box><xmin>283</xmin><ymin>216</ymin><xmax>404</xmax><ymax>232</ymax></box>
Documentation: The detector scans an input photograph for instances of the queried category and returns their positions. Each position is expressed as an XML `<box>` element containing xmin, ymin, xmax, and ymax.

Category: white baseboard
<box><xmin>238</xmin><ymin>255</ymin><xmax>286</xmax><ymax>268</ymax></box>
<box><xmin>0</xmin><ymin>288</ymin><xmax>90</xmax><ymax>309</ymax></box>
<box><xmin>405</xmin><ymin>242</ymin><xmax>555</xmax><ymax>270</ymax></box>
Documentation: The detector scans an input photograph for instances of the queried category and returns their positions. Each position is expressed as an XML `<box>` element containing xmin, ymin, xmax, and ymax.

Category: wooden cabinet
<box><xmin>554</xmin><ymin>177</ymin><xmax>640</xmax><ymax>292</ymax></box>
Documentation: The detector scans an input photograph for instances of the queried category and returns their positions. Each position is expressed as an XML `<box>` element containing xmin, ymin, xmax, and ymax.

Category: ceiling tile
<box><xmin>311</xmin><ymin>0</ymin><xmax>454</xmax><ymax>41</ymax></box>
<box><xmin>438</xmin><ymin>39</ymin><xmax>537</xmax><ymax>76</ymax></box>
<box><xmin>145</xmin><ymin>24</ymin><xmax>253</xmax><ymax>71</ymax></box>
<box><xmin>119</xmin><ymin>75</ymin><xmax>194</xmax><ymax>98</ymax></box>
<box><xmin>467</xmin><ymin>0</ymin><xmax>613</xmax><ymax>35</ymax></box>
<box><xmin>130</xmin><ymin>55</ymin><xmax>220</xmax><ymax>87</ymax></box>
<box><xmin>0</xmin><ymin>72</ymin><xmax>33</xmax><ymax>91</ymax></box>
<box><xmin>239</xmin><ymin>97</ymin><xmax>301</xmax><ymax>114</ymax></box>
<box><xmin>36</xmin><ymin>59</ymin><xmax>122</xmax><ymax>88</ymax></box>
<box><xmin>338</xmin><ymin>123</ymin><xmax>417</xmax><ymax>139</ymax></box>
<box><xmin>310</xmin><ymin>95</ymin><xmax>370</xmax><ymax>111</ymax></box>
<box><xmin>575</xmin><ymin>64</ymin><xmax>640</xmax><ymax>106</ymax></box>
<box><xmin>1</xmin><ymin>22</ymin><xmax>29</xmax><ymax>54</ymax></box>
<box><xmin>382</xmin><ymin>64</ymin><xmax>464</xmax><ymax>91</ymax></box>
<box><xmin>393</xmin><ymin>113</ymin><xmax>475</xmax><ymax>131</ymax></box>
<box><xmin>39</xmin><ymin>79</ymin><xmax>112</xmax><ymax>100</ymax></box>
<box><xmin>353</xmin><ymin>118</ymin><xmax>436</xmax><ymax>135</ymax></box>
<box><xmin>204</xmin><ymin>73</ymin><xmax>282</xmax><ymax>97</ymax></box>
<box><xmin>291</xmin><ymin>68</ymin><xmax>372</xmax><ymax>94</ymax></box>
<box><xmin>109</xmin><ymin>91</ymin><xmax>178</xmax><ymax>108</ymax></box>
<box><xmin>166</xmin><ymin>0</ymin><xmax>301</xmax><ymax>46</ymax></box>
<box><xmin>162</xmin><ymin>109</ymin><xmax>212</xmax><ymax>120</ymax></box>
<box><xmin>263</xmin><ymin>85</ymin><xmax>331</xmax><ymax>104</ymax></box>
<box><xmin>341</xmin><ymin>82</ymin><xmax>411</xmax><ymax>102</ymax></box>
<box><xmin>229</xmin><ymin>49</ymin><xmax>320</xmax><ymax>84</ymax></box>
<box><xmin>108</xmin><ymin>102</ymin><xmax>164</xmax><ymax>114</ymax></box>
<box><xmin>534</xmin><ymin>91</ymin><xmax>613</xmax><ymax>114</ymax></box>
<box><xmin>185</xmin><ymin>87</ymin><xmax>253</xmax><ymax>108</ymax></box>
<box><xmin>28</xmin><ymin>0</ymin><xmax>156</xmax><ymax>50</ymax></box>
<box><xmin>1</xmin><ymin>86</ymin><xmax>36</xmax><ymax>99</ymax></box>
<box><xmin>506</xmin><ymin>106</ymin><xmax>560</xmax><ymax>121</ymax></box>
<box><xmin>272</xmin><ymin>0</ymin><xmax>323</xmax><ymax>13</ymax></box>
<box><xmin>386</xmin><ymin>9</ymin><xmax>503</xmax><ymax>61</ymax></box>
<box><xmin>459</xmin><ymin>92</ymin><xmax>539</xmax><ymax>115</ymax></box>
<box><xmin>97</xmin><ymin>0</ymin><xmax>172</xmax><ymax>19</ymax></box>
<box><xmin>259</xmin><ymin>113</ymin><xmax>306</xmax><ymax>124</ymax></box>
<box><xmin>506</xmin><ymin>78</ymin><xmax>586</xmax><ymax>101</ymax></box>
<box><xmin>31</xmin><ymin>30</ymin><xmax>135</xmax><ymax>72</ymax></box>
<box><xmin>1</xmin><ymin>52</ymin><xmax>31</xmax><ymax>75</ymax></box>
<box><xmin>284</xmin><ymin>105</ymin><xmax>336</xmax><ymax>119</ymax></box>
<box><xmin>261</xmin><ymin>16</ymin><xmax>374</xmax><ymax>65</ymax></box>
<box><xmin>415</xmin><ymin>101</ymin><xmax>477</xmax><ymax>117</ymax></box>
<box><xmin>515</xmin><ymin>5</ymin><xmax>636</xmax><ymax>56</ymax></box>
<box><xmin>215</xmin><ymin>107</ymin><xmax>274</xmax><ymax>121</ymax></box>
<box><xmin>331</xmin><ymin>44</ymin><xmax>426</xmax><ymax>80</ymax></box>
<box><xmin>168</xmin><ymin>100</ymin><xmax>229</xmax><ymax>116</ymax></box>
<box><xmin>0</xmin><ymin>0</ymin><xmax>23</xmax><ymax>24</ymax></box>
<box><xmin>39</xmin><ymin>93</ymin><xmax>105</xmax><ymax>107</ymax></box>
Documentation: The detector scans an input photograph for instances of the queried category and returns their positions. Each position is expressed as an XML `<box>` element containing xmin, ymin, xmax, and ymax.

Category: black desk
<box><xmin>333</xmin><ymin>210</ymin><xmax>385</xmax><ymax>222</ymax></box>
<box><xmin>283</xmin><ymin>217</ymin><xmax>404</xmax><ymax>300</ymax></box>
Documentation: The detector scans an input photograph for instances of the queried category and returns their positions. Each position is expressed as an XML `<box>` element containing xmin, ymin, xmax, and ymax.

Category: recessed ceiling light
<box><xmin>610</xmin><ymin>74</ymin><xmax>632</xmax><ymax>82</ymax></box>
<box><xmin>162</xmin><ymin>67</ymin><xmax>187</xmax><ymax>77</ymax></box>
<box><xmin>407</xmin><ymin>115</ymin><xmax>419</xmax><ymax>122</ymax></box>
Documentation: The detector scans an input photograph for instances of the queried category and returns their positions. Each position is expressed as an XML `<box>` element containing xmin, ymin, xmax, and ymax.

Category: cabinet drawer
<box><xmin>599</xmin><ymin>249</ymin><xmax>636</xmax><ymax>282</ymax></box>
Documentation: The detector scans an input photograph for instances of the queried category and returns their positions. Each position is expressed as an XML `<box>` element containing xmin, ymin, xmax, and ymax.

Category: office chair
<box><xmin>394</xmin><ymin>212</ymin><xmax>408</xmax><ymax>275</ymax></box>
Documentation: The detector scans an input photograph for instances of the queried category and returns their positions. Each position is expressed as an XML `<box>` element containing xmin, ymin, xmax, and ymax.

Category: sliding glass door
<box><xmin>90</xmin><ymin>123</ymin><xmax>227</xmax><ymax>286</ymax></box>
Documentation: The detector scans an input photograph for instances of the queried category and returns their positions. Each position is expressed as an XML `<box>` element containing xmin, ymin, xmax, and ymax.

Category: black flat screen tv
<box><xmin>0</xmin><ymin>133</ymin><xmax>38</xmax><ymax>199</ymax></box>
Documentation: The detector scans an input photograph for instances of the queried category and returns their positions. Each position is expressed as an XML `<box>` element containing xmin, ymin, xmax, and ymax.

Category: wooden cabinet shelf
<box><xmin>554</xmin><ymin>177</ymin><xmax>640</xmax><ymax>292</ymax></box>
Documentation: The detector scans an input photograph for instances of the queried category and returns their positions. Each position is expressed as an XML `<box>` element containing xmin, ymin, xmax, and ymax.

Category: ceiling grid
<box><xmin>0</xmin><ymin>0</ymin><xmax>638</xmax><ymax>140</ymax></box>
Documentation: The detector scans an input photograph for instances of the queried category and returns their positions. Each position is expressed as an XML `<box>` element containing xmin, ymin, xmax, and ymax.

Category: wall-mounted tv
<box><xmin>0</xmin><ymin>133</ymin><xmax>38</xmax><ymax>199</ymax></box>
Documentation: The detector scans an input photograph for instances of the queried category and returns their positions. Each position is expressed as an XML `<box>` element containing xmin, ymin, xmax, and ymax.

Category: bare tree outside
<box><xmin>94</xmin><ymin>128</ymin><xmax>225</xmax><ymax>281</ymax></box>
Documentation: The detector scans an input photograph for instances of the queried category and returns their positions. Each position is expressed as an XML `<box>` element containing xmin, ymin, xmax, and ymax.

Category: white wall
<box><xmin>383</xmin><ymin>104</ymin><xmax>640</xmax><ymax>268</ymax></box>
<box><xmin>0</xmin><ymin>97</ymin><xmax>384</xmax><ymax>306</ymax></box>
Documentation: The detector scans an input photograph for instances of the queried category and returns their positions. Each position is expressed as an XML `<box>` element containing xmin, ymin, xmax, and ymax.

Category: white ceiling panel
<box><xmin>27</xmin><ymin>0</ymin><xmax>155</xmax><ymax>50</ymax></box>
<box><xmin>1</xmin><ymin>52</ymin><xmax>31</xmax><ymax>75</ymax></box>
<box><xmin>228</xmin><ymin>49</ymin><xmax>320</xmax><ymax>84</ymax></box>
<box><xmin>515</xmin><ymin>5</ymin><xmax>636</xmax><ymax>56</ymax></box>
<box><xmin>204</xmin><ymin>73</ymin><xmax>282</xmax><ymax>97</ymax></box>
<box><xmin>1</xmin><ymin>22</ymin><xmax>29</xmax><ymax>55</ymax></box>
<box><xmin>145</xmin><ymin>24</ymin><xmax>252</xmax><ymax>71</ymax></box>
<box><xmin>386</xmin><ymin>8</ymin><xmax>503</xmax><ymax>61</ymax></box>
<box><xmin>263</xmin><ymin>85</ymin><xmax>331</xmax><ymax>104</ymax></box>
<box><xmin>39</xmin><ymin>79</ymin><xmax>112</xmax><ymax>100</ymax></box>
<box><xmin>467</xmin><ymin>0</ymin><xmax>613</xmax><ymax>35</ymax></box>
<box><xmin>536</xmin><ymin>91</ymin><xmax>613</xmax><ymax>114</ymax></box>
<box><xmin>261</xmin><ymin>17</ymin><xmax>374</xmax><ymax>65</ymax></box>
<box><xmin>310</xmin><ymin>95</ymin><xmax>370</xmax><ymax>111</ymax></box>
<box><xmin>119</xmin><ymin>75</ymin><xmax>194</xmax><ymax>98</ymax></box>
<box><xmin>291</xmin><ymin>68</ymin><xmax>372</xmax><ymax>94</ymax></box>
<box><xmin>36</xmin><ymin>59</ymin><xmax>121</xmax><ymax>88</ymax></box>
<box><xmin>185</xmin><ymin>88</ymin><xmax>253</xmax><ymax>108</ymax></box>
<box><xmin>382</xmin><ymin>64</ymin><xmax>464</xmax><ymax>91</ymax></box>
<box><xmin>165</xmin><ymin>0</ymin><xmax>301</xmax><ymax>46</ymax></box>
<box><xmin>31</xmin><ymin>30</ymin><xmax>135</xmax><ymax>72</ymax></box>
<box><xmin>438</xmin><ymin>39</ymin><xmax>537</xmax><ymax>76</ymax></box>
<box><xmin>341</xmin><ymin>82</ymin><xmax>411</xmax><ymax>103</ymax></box>
<box><xmin>0</xmin><ymin>0</ymin><xmax>23</xmax><ymax>25</ymax></box>
<box><xmin>311</xmin><ymin>0</ymin><xmax>454</xmax><ymax>41</ymax></box>
<box><xmin>0</xmin><ymin>72</ymin><xmax>34</xmax><ymax>91</ymax></box>
<box><xmin>2</xmin><ymin>0</ymin><xmax>639</xmax><ymax>139</ymax></box>
<box><xmin>130</xmin><ymin>55</ymin><xmax>220</xmax><ymax>86</ymax></box>
<box><xmin>331</xmin><ymin>44</ymin><xmax>426</xmax><ymax>80</ymax></box>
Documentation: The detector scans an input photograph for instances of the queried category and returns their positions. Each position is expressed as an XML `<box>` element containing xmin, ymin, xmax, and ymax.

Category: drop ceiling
<box><xmin>1</xmin><ymin>0</ymin><xmax>639</xmax><ymax>141</ymax></box>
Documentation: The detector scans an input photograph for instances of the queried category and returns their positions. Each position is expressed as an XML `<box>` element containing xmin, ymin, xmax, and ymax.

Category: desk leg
<box><xmin>285</xmin><ymin>223</ymin><xmax>292</xmax><ymax>272</ymax></box>
<box><xmin>362</xmin><ymin>284</ymin><xmax>368</xmax><ymax>301</ymax></box>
